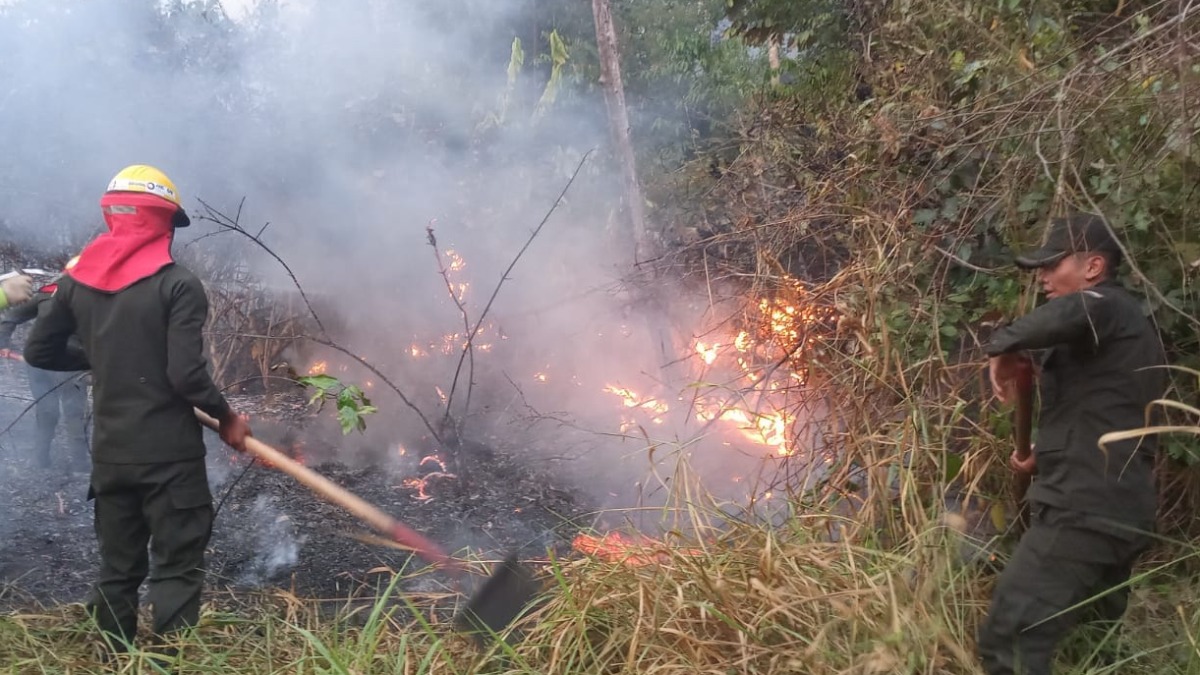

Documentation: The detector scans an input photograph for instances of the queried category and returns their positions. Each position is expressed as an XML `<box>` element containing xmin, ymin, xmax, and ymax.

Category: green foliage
<box><xmin>297</xmin><ymin>374</ymin><xmax>378</xmax><ymax>435</ymax></box>
<box><xmin>535</xmin><ymin>30</ymin><xmax>570</xmax><ymax>116</ymax></box>
<box><xmin>724</xmin><ymin>0</ymin><xmax>848</xmax><ymax>54</ymax></box>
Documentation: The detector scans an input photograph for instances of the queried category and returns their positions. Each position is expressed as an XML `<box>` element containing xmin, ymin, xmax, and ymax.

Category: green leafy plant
<box><xmin>297</xmin><ymin>374</ymin><xmax>378</xmax><ymax>435</ymax></box>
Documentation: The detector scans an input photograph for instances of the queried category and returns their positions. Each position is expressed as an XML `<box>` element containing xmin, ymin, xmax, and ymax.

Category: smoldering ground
<box><xmin>0</xmin><ymin>0</ymin><xmax>815</xmax><ymax>603</ymax></box>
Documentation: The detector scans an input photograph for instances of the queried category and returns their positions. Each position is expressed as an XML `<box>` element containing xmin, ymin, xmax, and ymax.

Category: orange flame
<box><xmin>603</xmin><ymin>384</ymin><xmax>669</xmax><ymax>426</ymax></box>
<box><xmin>696</xmin><ymin>407</ymin><xmax>793</xmax><ymax>456</ymax></box>
<box><xmin>307</xmin><ymin>361</ymin><xmax>328</xmax><ymax>375</ymax></box>
<box><xmin>401</xmin><ymin>455</ymin><xmax>456</xmax><ymax>501</ymax></box>
<box><xmin>571</xmin><ymin>532</ymin><xmax>703</xmax><ymax>566</ymax></box>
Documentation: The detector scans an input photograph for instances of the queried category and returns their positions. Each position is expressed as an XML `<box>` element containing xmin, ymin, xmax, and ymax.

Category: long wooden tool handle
<box><xmin>1011</xmin><ymin>358</ymin><xmax>1035</xmax><ymax>530</ymax></box>
<box><xmin>195</xmin><ymin>409</ymin><xmax>458</xmax><ymax>572</ymax></box>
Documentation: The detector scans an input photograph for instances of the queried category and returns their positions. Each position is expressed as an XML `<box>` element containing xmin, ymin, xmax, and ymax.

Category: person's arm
<box><xmin>0</xmin><ymin>298</ymin><xmax>39</xmax><ymax>352</ymax></box>
<box><xmin>165</xmin><ymin>274</ymin><xmax>232</xmax><ymax>418</ymax></box>
<box><xmin>985</xmin><ymin>289</ymin><xmax>1111</xmax><ymax>356</ymax></box>
<box><xmin>165</xmin><ymin>274</ymin><xmax>252</xmax><ymax>450</ymax></box>
<box><xmin>25</xmin><ymin>292</ymin><xmax>90</xmax><ymax>371</ymax></box>
<box><xmin>984</xmin><ymin>289</ymin><xmax>1113</xmax><ymax>403</ymax></box>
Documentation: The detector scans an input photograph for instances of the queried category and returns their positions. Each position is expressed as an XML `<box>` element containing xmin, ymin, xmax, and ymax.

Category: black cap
<box><xmin>1015</xmin><ymin>213</ymin><xmax>1123</xmax><ymax>269</ymax></box>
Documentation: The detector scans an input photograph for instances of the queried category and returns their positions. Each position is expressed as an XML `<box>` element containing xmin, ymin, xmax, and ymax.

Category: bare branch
<box><xmin>444</xmin><ymin>150</ymin><xmax>594</xmax><ymax>414</ymax></box>
<box><xmin>194</xmin><ymin>199</ymin><xmax>328</xmax><ymax>337</ymax></box>
<box><xmin>426</xmin><ymin>222</ymin><xmax>476</xmax><ymax>431</ymax></box>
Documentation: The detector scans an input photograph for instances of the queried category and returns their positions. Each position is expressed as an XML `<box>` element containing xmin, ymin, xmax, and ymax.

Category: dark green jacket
<box><xmin>986</xmin><ymin>280</ymin><xmax>1166</xmax><ymax>527</ymax></box>
<box><xmin>24</xmin><ymin>265</ymin><xmax>231</xmax><ymax>464</ymax></box>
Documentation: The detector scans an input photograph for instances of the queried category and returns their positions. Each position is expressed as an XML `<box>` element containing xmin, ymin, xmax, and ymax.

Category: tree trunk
<box><xmin>767</xmin><ymin>35</ymin><xmax>781</xmax><ymax>86</ymax></box>
<box><xmin>591</xmin><ymin>0</ymin><xmax>650</xmax><ymax>262</ymax></box>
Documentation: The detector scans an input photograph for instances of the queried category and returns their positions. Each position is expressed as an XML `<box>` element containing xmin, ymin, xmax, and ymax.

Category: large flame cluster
<box><xmin>603</xmin><ymin>291</ymin><xmax>831</xmax><ymax>457</ymax></box>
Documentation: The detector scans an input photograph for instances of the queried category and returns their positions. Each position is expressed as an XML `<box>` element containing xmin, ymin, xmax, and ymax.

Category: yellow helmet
<box><xmin>105</xmin><ymin>164</ymin><xmax>182</xmax><ymax>207</ymax></box>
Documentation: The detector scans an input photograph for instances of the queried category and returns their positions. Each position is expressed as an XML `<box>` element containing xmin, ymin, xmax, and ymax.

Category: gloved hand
<box><xmin>0</xmin><ymin>274</ymin><xmax>34</xmax><ymax>308</ymax></box>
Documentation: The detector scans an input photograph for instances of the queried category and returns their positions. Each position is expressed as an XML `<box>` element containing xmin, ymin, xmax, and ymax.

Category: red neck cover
<box><xmin>69</xmin><ymin>193</ymin><xmax>176</xmax><ymax>292</ymax></box>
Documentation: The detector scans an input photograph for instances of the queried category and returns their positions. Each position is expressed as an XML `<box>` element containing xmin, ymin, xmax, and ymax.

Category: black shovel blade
<box><xmin>454</xmin><ymin>553</ymin><xmax>540</xmax><ymax>645</ymax></box>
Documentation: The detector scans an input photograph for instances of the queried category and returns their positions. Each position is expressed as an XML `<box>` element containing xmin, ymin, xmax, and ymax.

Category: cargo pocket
<box><xmin>1054</xmin><ymin>528</ymin><xmax>1121</xmax><ymax>563</ymax></box>
<box><xmin>169</xmin><ymin>481</ymin><xmax>212</xmax><ymax>511</ymax></box>
<box><xmin>151</xmin><ymin>473</ymin><xmax>213</xmax><ymax>568</ymax></box>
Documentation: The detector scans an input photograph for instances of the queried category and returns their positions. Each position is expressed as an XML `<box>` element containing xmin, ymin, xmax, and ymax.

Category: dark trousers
<box><xmin>87</xmin><ymin>460</ymin><xmax>213</xmax><ymax>650</ymax></box>
<box><xmin>26</xmin><ymin>365</ymin><xmax>89</xmax><ymax>468</ymax></box>
<box><xmin>977</xmin><ymin>505</ymin><xmax>1151</xmax><ymax>674</ymax></box>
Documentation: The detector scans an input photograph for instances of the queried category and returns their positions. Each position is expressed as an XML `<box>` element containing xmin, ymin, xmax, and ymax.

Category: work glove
<box><xmin>0</xmin><ymin>274</ymin><xmax>34</xmax><ymax>308</ymax></box>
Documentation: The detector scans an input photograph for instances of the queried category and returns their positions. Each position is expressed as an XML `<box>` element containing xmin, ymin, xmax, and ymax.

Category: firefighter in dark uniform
<box><xmin>0</xmin><ymin>257</ymin><xmax>90</xmax><ymax>471</ymax></box>
<box><xmin>26</xmin><ymin>165</ymin><xmax>252</xmax><ymax>654</ymax></box>
<box><xmin>977</xmin><ymin>213</ymin><xmax>1166</xmax><ymax>674</ymax></box>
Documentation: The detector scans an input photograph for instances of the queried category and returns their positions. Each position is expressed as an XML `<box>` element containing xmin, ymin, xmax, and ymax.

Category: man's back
<box><xmin>26</xmin><ymin>264</ymin><xmax>230</xmax><ymax>464</ymax></box>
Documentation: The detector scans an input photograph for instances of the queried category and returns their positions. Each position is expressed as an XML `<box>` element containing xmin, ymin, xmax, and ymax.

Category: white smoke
<box><xmin>236</xmin><ymin>494</ymin><xmax>303</xmax><ymax>586</ymax></box>
<box><xmin>0</xmin><ymin>0</ymin><xmax>807</xmax><ymax>524</ymax></box>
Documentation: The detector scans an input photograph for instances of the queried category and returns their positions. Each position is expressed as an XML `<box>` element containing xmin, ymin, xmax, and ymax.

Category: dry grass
<box><xmin>2</xmin><ymin>509</ymin><xmax>1198</xmax><ymax>674</ymax></box>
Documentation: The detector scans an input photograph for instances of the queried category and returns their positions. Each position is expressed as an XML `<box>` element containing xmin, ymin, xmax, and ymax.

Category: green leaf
<box><xmin>949</xmin><ymin>50</ymin><xmax>965</xmax><ymax>71</ymax></box>
<box><xmin>913</xmin><ymin>209</ymin><xmax>938</xmax><ymax>227</ymax></box>
<box><xmin>507</xmin><ymin>37</ymin><xmax>524</xmax><ymax>85</ymax></box>
<box><xmin>298</xmin><ymin>374</ymin><xmax>340</xmax><ymax>391</ymax></box>
<box><xmin>298</xmin><ymin>373</ymin><xmax>377</xmax><ymax>435</ymax></box>
<box><xmin>1017</xmin><ymin>190</ymin><xmax>1045</xmax><ymax>213</ymax></box>
<box><xmin>943</xmin><ymin>452</ymin><xmax>964</xmax><ymax>482</ymax></box>
<box><xmin>337</xmin><ymin>405</ymin><xmax>360</xmax><ymax>435</ymax></box>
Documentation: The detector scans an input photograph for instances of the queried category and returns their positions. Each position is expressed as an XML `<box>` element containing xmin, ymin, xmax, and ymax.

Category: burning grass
<box><xmin>2</xmin><ymin>514</ymin><xmax>1198</xmax><ymax>674</ymax></box>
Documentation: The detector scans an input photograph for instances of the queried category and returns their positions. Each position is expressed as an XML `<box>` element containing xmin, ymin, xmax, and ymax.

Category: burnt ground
<box><xmin>0</xmin><ymin>362</ymin><xmax>594</xmax><ymax>612</ymax></box>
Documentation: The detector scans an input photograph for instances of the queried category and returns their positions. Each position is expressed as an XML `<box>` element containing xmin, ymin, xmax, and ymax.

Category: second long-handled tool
<box><xmin>194</xmin><ymin>409</ymin><xmax>541</xmax><ymax>641</ymax></box>
<box><xmin>1011</xmin><ymin>358</ymin><xmax>1035</xmax><ymax>532</ymax></box>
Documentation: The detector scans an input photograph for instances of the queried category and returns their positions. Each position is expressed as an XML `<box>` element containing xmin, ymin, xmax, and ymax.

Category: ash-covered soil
<box><xmin>0</xmin><ymin>364</ymin><xmax>594</xmax><ymax>610</ymax></box>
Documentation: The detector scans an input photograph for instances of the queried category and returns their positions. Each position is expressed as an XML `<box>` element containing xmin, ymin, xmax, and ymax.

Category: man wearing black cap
<box><xmin>976</xmin><ymin>213</ymin><xmax>1166</xmax><ymax>674</ymax></box>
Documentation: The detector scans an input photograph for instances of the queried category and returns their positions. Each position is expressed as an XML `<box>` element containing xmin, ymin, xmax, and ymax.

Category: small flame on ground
<box><xmin>419</xmin><ymin>455</ymin><xmax>448</xmax><ymax>472</ymax></box>
<box><xmin>401</xmin><ymin>455</ymin><xmax>457</xmax><ymax>502</ymax></box>
<box><xmin>571</xmin><ymin>532</ymin><xmax>703</xmax><ymax>566</ymax></box>
<box><xmin>307</xmin><ymin>361</ymin><xmax>328</xmax><ymax>375</ymax></box>
<box><xmin>695</xmin><ymin>341</ymin><xmax>720</xmax><ymax>365</ymax></box>
<box><xmin>534</xmin><ymin>372</ymin><xmax>548</xmax><ymax>382</ymax></box>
